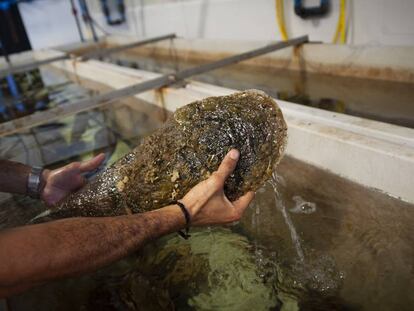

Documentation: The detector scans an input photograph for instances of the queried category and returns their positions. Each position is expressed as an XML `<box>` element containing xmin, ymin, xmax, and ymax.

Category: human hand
<box><xmin>181</xmin><ymin>149</ymin><xmax>255</xmax><ymax>227</ymax></box>
<box><xmin>41</xmin><ymin>153</ymin><xmax>105</xmax><ymax>206</ymax></box>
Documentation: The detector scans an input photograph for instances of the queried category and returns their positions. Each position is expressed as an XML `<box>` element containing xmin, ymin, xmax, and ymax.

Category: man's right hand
<box><xmin>182</xmin><ymin>149</ymin><xmax>255</xmax><ymax>226</ymax></box>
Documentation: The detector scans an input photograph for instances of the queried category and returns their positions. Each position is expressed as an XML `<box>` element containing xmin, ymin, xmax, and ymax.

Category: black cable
<box><xmin>70</xmin><ymin>0</ymin><xmax>85</xmax><ymax>42</ymax></box>
<box><xmin>89</xmin><ymin>15</ymin><xmax>111</xmax><ymax>36</ymax></box>
<box><xmin>78</xmin><ymin>0</ymin><xmax>98</xmax><ymax>42</ymax></box>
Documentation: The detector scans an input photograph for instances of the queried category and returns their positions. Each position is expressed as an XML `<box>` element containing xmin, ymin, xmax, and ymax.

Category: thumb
<box><xmin>215</xmin><ymin>149</ymin><xmax>239</xmax><ymax>181</ymax></box>
<box><xmin>233</xmin><ymin>191</ymin><xmax>255</xmax><ymax>215</ymax></box>
<box><xmin>79</xmin><ymin>153</ymin><xmax>105</xmax><ymax>172</ymax></box>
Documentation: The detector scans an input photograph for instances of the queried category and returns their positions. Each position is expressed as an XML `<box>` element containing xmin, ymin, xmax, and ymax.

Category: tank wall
<box><xmin>44</xmin><ymin>55</ymin><xmax>414</xmax><ymax>204</ymax></box>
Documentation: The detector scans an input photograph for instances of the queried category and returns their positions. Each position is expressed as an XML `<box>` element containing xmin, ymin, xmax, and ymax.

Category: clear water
<box><xmin>0</xmin><ymin>67</ymin><xmax>97</xmax><ymax>124</ymax></box>
<box><xmin>106</xmin><ymin>52</ymin><xmax>414</xmax><ymax>129</ymax></box>
<box><xmin>270</xmin><ymin>172</ymin><xmax>305</xmax><ymax>263</ymax></box>
<box><xmin>0</xmin><ymin>68</ymin><xmax>413</xmax><ymax>311</ymax></box>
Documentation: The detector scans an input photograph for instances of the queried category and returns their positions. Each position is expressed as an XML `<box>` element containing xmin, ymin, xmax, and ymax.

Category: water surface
<box><xmin>1</xmin><ymin>85</ymin><xmax>413</xmax><ymax>310</ymax></box>
<box><xmin>108</xmin><ymin>52</ymin><xmax>414</xmax><ymax>128</ymax></box>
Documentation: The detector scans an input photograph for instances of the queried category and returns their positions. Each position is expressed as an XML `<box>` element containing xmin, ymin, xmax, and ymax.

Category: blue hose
<box><xmin>0</xmin><ymin>0</ymin><xmax>34</xmax><ymax>11</ymax></box>
<box><xmin>6</xmin><ymin>75</ymin><xmax>25</xmax><ymax>112</ymax></box>
<box><xmin>0</xmin><ymin>87</ymin><xmax>8</xmax><ymax>118</ymax></box>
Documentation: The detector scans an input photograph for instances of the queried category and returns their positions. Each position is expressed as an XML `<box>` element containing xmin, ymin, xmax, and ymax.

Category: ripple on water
<box><xmin>290</xmin><ymin>195</ymin><xmax>317</xmax><ymax>215</ymax></box>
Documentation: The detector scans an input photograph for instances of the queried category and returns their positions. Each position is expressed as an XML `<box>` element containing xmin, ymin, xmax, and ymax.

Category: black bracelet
<box><xmin>172</xmin><ymin>200</ymin><xmax>191</xmax><ymax>239</ymax></box>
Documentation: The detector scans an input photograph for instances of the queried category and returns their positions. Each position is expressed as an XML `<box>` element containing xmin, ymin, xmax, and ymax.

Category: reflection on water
<box><xmin>290</xmin><ymin>195</ymin><xmax>317</xmax><ymax>215</ymax></box>
<box><xmin>241</xmin><ymin>158</ymin><xmax>414</xmax><ymax>311</ymax></box>
<box><xmin>0</xmin><ymin>68</ymin><xmax>165</xmax><ymax>228</ymax></box>
<box><xmin>134</xmin><ymin>228</ymin><xmax>278</xmax><ymax>310</ymax></box>
<box><xmin>108</xmin><ymin>54</ymin><xmax>414</xmax><ymax>128</ymax></box>
<box><xmin>0</xmin><ymin>68</ymin><xmax>95</xmax><ymax>123</ymax></box>
<box><xmin>1</xmin><ymin>69</ymin><xmax>414</xmax><ymax>310</ymax></box>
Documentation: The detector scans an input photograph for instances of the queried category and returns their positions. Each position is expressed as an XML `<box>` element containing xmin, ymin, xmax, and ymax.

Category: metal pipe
<box><xmin>70</xmin><ymin>0</ymin><xmax>85</xmax><ymax>42</ymax></box>
<box><xmin>0</xmin><ymin>55</ymin><xmax>70</xmax><ymax>79</ymax></box>
<box><xmin>0</xmin><ymin>33</ymin><xmax>177</xmax><ymax>78</ymax></box>
<box><xmin>0</xmin><ymin>35</ymin><xmax>308</xmax><ymax>136</ymax></box>
<box><xmin>175</xmin><ymin>35</ymin><xmax>308</xmax><ymax>81</ymax></box>
<box><xmin>78</xmin><ymin>0</ymin><xmax>98</xmax><ymax>42</ymax></box>
<box><xmin>80</xmin><ymin>33</ymin><xmax>176</xmax><ymax>61</ymax></box>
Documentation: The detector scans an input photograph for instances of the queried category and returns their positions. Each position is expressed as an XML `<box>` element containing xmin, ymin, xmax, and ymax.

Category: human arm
<box><xmin>0</xmin><ymin>149</ymin><xmax>254</xmax><ymax>298</ymax></box>
<box><xmin>0</xmin><ymin>160</ymin><xmax>31</xmax><ymax>195</ymax></box>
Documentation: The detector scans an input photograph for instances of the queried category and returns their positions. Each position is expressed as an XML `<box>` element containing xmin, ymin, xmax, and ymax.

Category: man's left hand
<box><xmin>41</xmin><ymin>153</ymin><xmax>105</xmax><ymax>206</ymax></box>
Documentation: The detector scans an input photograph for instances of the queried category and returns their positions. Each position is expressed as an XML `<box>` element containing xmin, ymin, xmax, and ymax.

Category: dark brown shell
<box><xmin>36</xmin><ymin>90</ymin><xmax>287</xmax><ymax>221</ymax></box>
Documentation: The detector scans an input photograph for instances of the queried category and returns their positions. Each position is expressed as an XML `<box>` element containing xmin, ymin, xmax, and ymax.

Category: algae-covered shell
<box><xmin>35</xmin><ymin>90</ymin><xmax>287</xmax><ymax>221</ymax></box>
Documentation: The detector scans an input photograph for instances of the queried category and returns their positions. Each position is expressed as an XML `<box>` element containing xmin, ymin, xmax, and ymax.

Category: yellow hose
<box><xmin>276</xmin><ymin>0</ymin><xmax>288</xmax><ymax>41</ymax></box>
<box><xmin>333</xmin><ymin>0</ymin><xmax>347</xmax><ymax>44</ymax></box>
<box><xmin>276</xmin><ymin>0</ymin><xmax>347</xmax><ymax>44</ymax></box>
<box><xmin>340</xmin><ymin>0</ymin><xmax>347</xmax><ymax>43</ymax></box>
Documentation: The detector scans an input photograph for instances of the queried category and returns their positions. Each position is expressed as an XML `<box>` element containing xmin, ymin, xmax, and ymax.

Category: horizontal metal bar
<box><xmin>80</xmin><ymin>33</ymin><xmax>177</xmax><ymax>61</ymax></box>
<box><xmin>0</xmin><ymin>36</ymin><xmax>308</xmax><ymax>137</ymax></box>
<box><xmin>0</xmin><ymin>75</ymin><xmax>172</xmax><ymax>137</ymax></box>
<box><xmin>0</xmin><ymin>33</ymin><xmax>177</xmax><ymax>78</ymax></box>
<box><xmin>175</xmin><ymin>35</ymin><xmax>309</xmax><ymax>80</ymax></box>
<box><xmin>0</xmin><ymin>55</ymin><xmax>69</xmax><ymax>79</ymax></box>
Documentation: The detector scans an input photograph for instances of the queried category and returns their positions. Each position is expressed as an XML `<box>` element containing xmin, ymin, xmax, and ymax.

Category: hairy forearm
<box><xmin>0</xmin><ymin>205</ymin><xmax>185</xmax><ymax>297</ymax></box>
<box><xmin>0</xmin><ymin>160</ymin><xmax>31</xmax><ymax>194</ymax></box>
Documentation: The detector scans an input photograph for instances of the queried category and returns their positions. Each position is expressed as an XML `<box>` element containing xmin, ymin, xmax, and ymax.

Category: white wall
<box><xmin>19</xmin><ymin>0</ymin><xmax>414</xmax><ymax>49</ymax></box>
<box><xmin>19</xmin><ymin>0</ymin><xmax>80</xmax><ymax>49</ymax></box>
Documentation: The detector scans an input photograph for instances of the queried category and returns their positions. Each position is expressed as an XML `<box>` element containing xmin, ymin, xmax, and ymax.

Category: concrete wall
<box><xmin>18</xmin><ymin>0</ymin><xmax>414</xmax><ymax>49</ymax></box>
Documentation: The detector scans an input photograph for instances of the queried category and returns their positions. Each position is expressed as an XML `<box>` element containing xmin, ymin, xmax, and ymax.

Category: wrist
<box><xmin>143</xmin><ymin>205</ymin><xmax>187</xmax><ymax>237</ymax></box>
<box><xmin>180</xmin><ymin>196</ymin><xmax>200</xmax><ymax>220</ymax></box>
<box><xmin>27</xmin><ymin>166</ymin><xmax>46</xmax><ymax>198</ymax></box>
<box><xmin>173</xmin><ymin>200</ymin><xmax>191</xmax><ymax>239</ymax></box>
<box><xmin>39</xmin><ymin>169</ymin><xmax>50</xmax><ymax>200</ymax></box>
